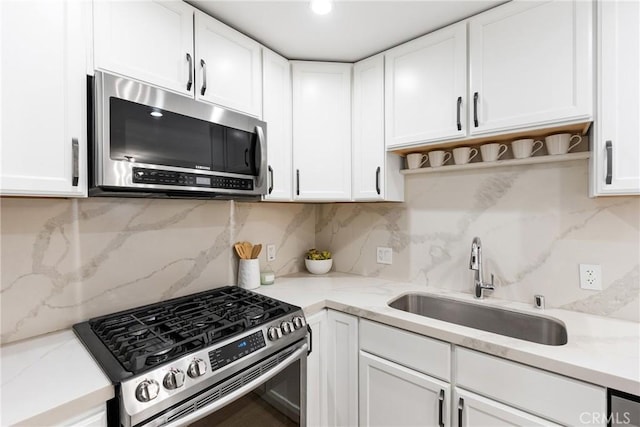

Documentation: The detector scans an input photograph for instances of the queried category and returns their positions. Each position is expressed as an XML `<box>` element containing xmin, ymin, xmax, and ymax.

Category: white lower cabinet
<box><xmin>61</xmin><ymin>405</ymin><xmax>107</xmax><ymax>427</ymax></box>
<box><xmin>306</xmin><ymin>310</ymin><xmax>328</xmax><ymax>427</ymax></box>
<box><xmin>326</xmin><ymin>310</ymin><xmax>359</xmax><ymax>426</ymax></box>
<box><xmin>455</xmin><ymin>388</ymin><xmax>560</xmax><ymax>427</ymax></box>
<box><xmin>360</xmin><ymin>351</ymin><xmax>451</xmax><ymax>427</ymax></box>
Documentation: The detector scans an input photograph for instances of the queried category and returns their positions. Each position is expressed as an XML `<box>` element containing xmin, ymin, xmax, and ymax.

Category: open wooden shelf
<box><xmin>401</xmin><ymin>152</ymin><xmax>590</xmax><ymax>175</ymax></box>
<box><xmin>390</xmin><ymin>121</ymin><xmax>592</xmax><ymax>156</ymax></box>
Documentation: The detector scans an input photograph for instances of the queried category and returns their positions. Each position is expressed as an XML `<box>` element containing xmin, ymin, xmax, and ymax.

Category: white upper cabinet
<box><xmin>94</xmin><ymin>0</ymin><xmax>194</xmax><ymax>96</ymax></box>
<box><xmin>292</xmin><ymin>62</ymin><xmax>352</xmax><ymax>201</ymax></box>
<box><xmin>1</xmin><ymin>0</ymin><xmax>89</xmax><ymax>197</ymax></box>
<box><xmin>385</xmin><ymin>23</ymin><xmax>467</xmax><ymax>148</ymax></box>
<box><xmin>353</xmin><ymin>55</ymin><xmax>404</xmax><ymax>201</ymax></box>
<box><xmin>262</xmin><ymin>49</ymin><xmax>293</xmax><ymax>201</ymax></box>
<box><xmin>591</xmin><ymin>0</ymin><xmax>640</xmax><ymax>196</ymax></box>
<box><xmin>195</xmin><ymin>11</ymin><xmax>262</xmax><ymax>117</ymax></box>
<box><xmin>469</xmin><ymin>0</ymin><xmax>593</xmax><ymax>135</ymax></box>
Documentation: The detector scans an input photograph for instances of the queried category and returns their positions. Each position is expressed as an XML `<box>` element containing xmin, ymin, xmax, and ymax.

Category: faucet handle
<box><xmin>488</xmin><ymin>273</ymin><xmax>495</xmax><ymax>289</ymax></box>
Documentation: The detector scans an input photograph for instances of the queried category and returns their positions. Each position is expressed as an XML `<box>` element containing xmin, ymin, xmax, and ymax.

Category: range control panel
<box><xmin>132</xmin><ymin>167</ymin><xmax>253</xmax><ymax>191</ymax></box>
<box><xmin>208</xmin><ymin>331</ymin><xmax>266</xmax><ymax>373</ymax></box>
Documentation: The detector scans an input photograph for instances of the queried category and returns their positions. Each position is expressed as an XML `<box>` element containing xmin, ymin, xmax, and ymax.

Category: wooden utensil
<box><xmin>251</xmin><ymin>244</ymin><xmax>262</xmax><ymax>259</ymax></box>
<box><xmin>242</xmin><ymin>241</ymin><xmax>253</xmax><ymax>259</ymax></box>
<box><xmin>234</xmin><ymin>243</ymin><xmax>247</xmax><ymax>259</ymax></box>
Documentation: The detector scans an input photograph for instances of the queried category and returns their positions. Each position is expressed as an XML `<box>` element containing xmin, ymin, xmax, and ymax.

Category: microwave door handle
<box><xmin>255</xmin><ymin>125</ymin><xmax>267</xmax><ymax>189</ymax></box>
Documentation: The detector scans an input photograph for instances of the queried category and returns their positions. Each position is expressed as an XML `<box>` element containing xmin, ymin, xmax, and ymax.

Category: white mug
<box><xmin>480</xmin><ymin>143</ymin><xmax>508</xmax><ymax>162</ymax></box>
<box><xmin>428</xmin><ymin>150</ymin><xmax>452</xmax><ymax>168</ymax></box>
<box><xmin>512</xmin><ymin>138</ymin><xmax>544</xmax><ymax>159</ymax></box>
<box><xmin>406</xmin><ymin>153</ymin><xmax>428</xmax><ymax>169</ymax></box>
<box><xmin>453</xmin><ymin>147</ymin><xmax>479</xmax><ymax>165</ymax></box>
<box><xmin>545</xmin><ymin>133</ymin><xmax>582</xmax><ymax>155</ymax></box>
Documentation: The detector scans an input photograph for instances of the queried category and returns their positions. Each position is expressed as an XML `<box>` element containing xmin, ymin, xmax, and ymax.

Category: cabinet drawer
<box><xmin>360</xmin><ymin>319</ymin><xmax>450</xmax><ymax>381</ymax></box>
<box><xmin>456</xmin><ymin>347</ymin><xmax>606</xmax><ymax>426</ymax></box>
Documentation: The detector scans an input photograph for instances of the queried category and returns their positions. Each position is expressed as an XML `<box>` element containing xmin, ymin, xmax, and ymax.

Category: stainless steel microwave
<box><xmin>89</xmin><ymin>71</ymin><xmax>267</xmax><ymax>199</ymax></box>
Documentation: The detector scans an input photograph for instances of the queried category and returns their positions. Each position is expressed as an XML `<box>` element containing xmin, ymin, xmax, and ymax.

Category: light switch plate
<box><xmin>376</xmin><ymin>247</ymin><xmax>392</xmax><ymax>265</ymax></box>
<box><xmin>579</xmin><ymin>264</ymin><xmax>602</xmax><ymax>290</ymax></box>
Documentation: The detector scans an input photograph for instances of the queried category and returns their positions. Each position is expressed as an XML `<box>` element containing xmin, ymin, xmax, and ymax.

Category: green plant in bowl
<box><xmin>305</xmin><ymin>249</ymin><xmax>333</xmax><ymax>274</ymax></box>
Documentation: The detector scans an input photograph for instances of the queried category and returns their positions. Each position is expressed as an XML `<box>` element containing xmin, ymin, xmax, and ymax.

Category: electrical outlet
<box><xmin>376</xmin><ymin>247</ymin><xmax>393</xmax><ymax>265</ymax></box>
<box><xmin>267</xmin><ymin>244</ymin><xmax>276</xmax><ymax>262</ymax></box>
<box><xmin>579</xmin><ymin>264</ymin><xmax>602</xmax><ymax>290</ymax></box>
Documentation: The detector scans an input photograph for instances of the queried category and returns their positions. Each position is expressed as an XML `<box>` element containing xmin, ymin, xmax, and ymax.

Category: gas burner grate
<box><xmin>88</xmin><ymin>286</ymin><xmax>297</xmax><ymax>375</ymax></box>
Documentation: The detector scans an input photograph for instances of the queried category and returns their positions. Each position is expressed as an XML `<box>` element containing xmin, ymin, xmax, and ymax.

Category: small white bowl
<box><xmin>305</xmin><ymin>258</ymin><xmax>333</xmax><ymax>275</ymax></box>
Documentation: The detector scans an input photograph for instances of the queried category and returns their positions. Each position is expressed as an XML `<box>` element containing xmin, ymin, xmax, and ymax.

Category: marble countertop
<box><xmin>0</xmin><ymin>330</ymin><xmax>114</xmax><ymax>426</ymax></box>
<box><xmin>1</xmin><ymin>273</ymin><xmax>638</xmax><ymax>425</ymax></box>
<box><xmin>256</xmin><ymin>273</ymin><xmax>640</xmax><ymax>395</ymax></box>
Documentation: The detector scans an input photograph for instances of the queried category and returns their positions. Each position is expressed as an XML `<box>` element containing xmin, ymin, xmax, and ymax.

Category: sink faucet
<box><xmin>469</xmin><ymin>237</ymin><xmax>494</xmax><ymax>299</ymax></box>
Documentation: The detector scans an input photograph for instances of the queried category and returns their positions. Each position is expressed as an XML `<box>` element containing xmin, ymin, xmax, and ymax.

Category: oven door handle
<box><xmin>255</xmin><ymin>125</ymin><xmax>267</xmax><ymax>191</ymax></box>
<box><xmin>161</xmin><ymin>343</ymin><xmax>308</xmax><ymax>427</ymax></box>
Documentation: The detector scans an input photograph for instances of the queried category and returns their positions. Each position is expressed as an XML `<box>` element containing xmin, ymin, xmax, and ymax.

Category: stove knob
<box><xmin>163</xmin><ymin>369</ymin><xmax>185</xmax><ymax>390</ymax></box>
<box><xmin>187</xmin><ymin>358</ymin><xmax>207</xmax><ymax>378</ymax></box>
<box><xmin>135</xmin><ymin>379</ymin><xmax>160</xmax><ymax>402</ymax></box>
<box><xmin>280</xmin><ymin>321</ymin><xmax>294</xmax><ymax>335</ymax></box>
<box><xmin>292</xmin><ymin>316</ymin><xmax>306</xmax><ymax>330</ymax></box>
<box><xmin>267</xmin><ymin>326</ymin><xmax>282</xmax><ymax>341</ymax></box>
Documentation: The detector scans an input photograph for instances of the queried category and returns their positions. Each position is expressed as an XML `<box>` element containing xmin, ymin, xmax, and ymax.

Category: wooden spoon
<box><xmin>242</xmin><ymin>241</ymin><xmax>253</xmax><ymax>260</ymax></box>
<box><xmin>251</xmin><ymin>244</ymin><xmax>262</xmax><ymax>259</ymax></box>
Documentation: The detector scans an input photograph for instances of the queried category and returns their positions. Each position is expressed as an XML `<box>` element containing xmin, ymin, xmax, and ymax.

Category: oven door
<box><xmin>150</xmin><ymin>342</ymin><xmax>307</xmax><ymax>427</ymax></box>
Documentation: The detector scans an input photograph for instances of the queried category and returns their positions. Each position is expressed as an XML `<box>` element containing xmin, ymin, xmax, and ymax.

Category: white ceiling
<box><xmin>189</xmin><ymin>1</ymin><xmax>507</xmax><ymax>62</ymax></box>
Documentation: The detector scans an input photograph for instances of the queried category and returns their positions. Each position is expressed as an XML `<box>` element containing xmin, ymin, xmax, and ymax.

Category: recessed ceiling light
<box><xmin>150</xmin><ymin>111</ymin><xmax>163</xmax><ymax>117</ymax></box>
<box><xmin>310</xmin><ymin>0</ymin><xmax>332</xmax><ymax>15</ymax></box>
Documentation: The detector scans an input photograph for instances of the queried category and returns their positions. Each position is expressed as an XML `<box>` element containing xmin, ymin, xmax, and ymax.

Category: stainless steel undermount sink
<box><xmin>388</xmin><ymin>293</ymin><xmax>568</xmax><ymax>346</ymax></box>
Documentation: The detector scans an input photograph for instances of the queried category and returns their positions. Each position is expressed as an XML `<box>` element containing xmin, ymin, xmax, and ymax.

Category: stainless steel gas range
<box><xmin>73</xmin><ymin>286</ymin><xmax>309</xmax><ymax>427</ymax></box>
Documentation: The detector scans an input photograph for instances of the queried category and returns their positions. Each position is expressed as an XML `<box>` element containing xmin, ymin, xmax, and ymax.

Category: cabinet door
<box><xmin>353</xmin><ymin>55</ymin><xmax>404</xmax><ymax>202</ymax></box>
<box><xmin>469</xmin><ymin>0</ymin><xmax>593</xmax><ymax>135</ymax></box>
<box><xmin>64</xmin><ymin>405</ymin><xmax>107</xmax><ymax>427</ymax></box>
<box><xmin>455</xmin><ymin>389</ymin><xmax>561</xmax><ymax>427</ymax></box>
<box><xmin>385</xmin><ymin>22</ymin><xmax>467</xmax><ymax>148</ymax></box>
<box><xmin>262</xmin><ymin>49</ymin><xmax>293</xmax><ymax>201</ymax></box>
<box><xmin>326</xmin><ymin>310</ymin><xmax>358</xmax><ymax>426</ymax></box>
<box><xmin>94</xmin><ymin>0</ymin><xmax>194</xmax><ymax>96</ymax></box>
<box><xmin>591</xmin><ymin>0</ymin><xmax>640</xmax><ymax>196</ymax></box>
<box><xmin>1</xmin><ymin>0</ymin><xmax>88</xmax><ymax>197</ymax></box>
<box><xmin>195</xmin><ymin>11</ymin><xmax>262</xmax><ymax>117</ymax></box>
<box><xmin>292</xmin><ymin>62</ymin><xmax>352</xmax><ymax>201</ymax></box>
<box><xmin>360</xmin><ymin>351</ymin><xmax>451</xmax><ymax>427</ymax></box>
<box><xmin>306</xmin><ymin>310</ymin><xmax>328</xmax><ymax>427</ymax></box>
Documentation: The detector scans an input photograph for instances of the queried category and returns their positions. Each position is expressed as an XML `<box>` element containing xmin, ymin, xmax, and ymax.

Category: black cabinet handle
<box><xmin>268</xmin><ymin>165</ymin><xmax>274</xmax><ymax>194</ymax></box>
<box><xmin>306</xmin><ymin>324</ymin><xmax>313</xmax><ymax>356</ymax></box>
<box><xmin>605</xmin><ymin>140</ymin><xmax>613</xmax><ymax>185</ymax></box>
<box><xmin>200</xmin><ymin>59</ymin><xmax>207</xmax><ymax>96</ymax></box>
<box><xmin>458</xmin><ymin>397</ymin><xmax>464</xmax><ymax>427</ymax></box>
<box><xmin>457</xmin><ymin>96</ymin><xmax>462</xmax><ymax>131</ymax></box>
<box><xmin>438</xmin><ymin>389</ymin><xmax>445</xmax><ymax>427</ymax></box>
<box><xmin>71</xmin><ymin>138</ymin><xmax>79</xmax><ymax>187</ymax></box>
<box><xmin>375</xmin><ymin>166</ymin><xmax>381</xmax><ymax>195</ymax></box>
<box><xmin>473</xmin><ymin>92</ymin><xmax>479</xmax><ymax>127</ymax></box>
<box><xmin>296</xmin><ymin>169</ymin><xmax>300</xmax><ymax>196</ymax></box>
<box><xmin>186</xmin><ymin>53</ymin><xmax>193</xmax><ymax>91</ymax></box>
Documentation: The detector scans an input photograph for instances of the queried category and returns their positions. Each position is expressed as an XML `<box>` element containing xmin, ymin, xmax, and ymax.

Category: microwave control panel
<box><xmin>132</xmin><ymin>167</ymin><xmax>253</xmax><ymax>191</ymax></box>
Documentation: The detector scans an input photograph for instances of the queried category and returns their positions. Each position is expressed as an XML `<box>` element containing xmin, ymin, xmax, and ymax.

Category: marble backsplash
<box><xmin>0</xmin><ymin>198</ymin><xmax>315</xmax><ymax>344</ymax></box>
<box><xmin>2</xmin><ymin>159</ymin><xmax>639</xmax><ymax>343</ymax></box>
<box><xmin>317</xmin><ymin>160</ymin><xmax>640</xmax><ymax>322</ymax></box>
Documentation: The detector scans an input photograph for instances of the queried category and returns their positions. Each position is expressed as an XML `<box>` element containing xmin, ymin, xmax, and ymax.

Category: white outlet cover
<box><xmin>579</xmin><ymin>264</ymin><xmax>602</xmax><ymax>290</ymax></box>
<box><xmin>377</xmin><ymin>247</ymin><xmax>392</xmax><ymax>265</ymax></box>
<box><xmin>267</xmin><ymin>244</ymin><xmax>276</xmax><ymax>262</ymax></box>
